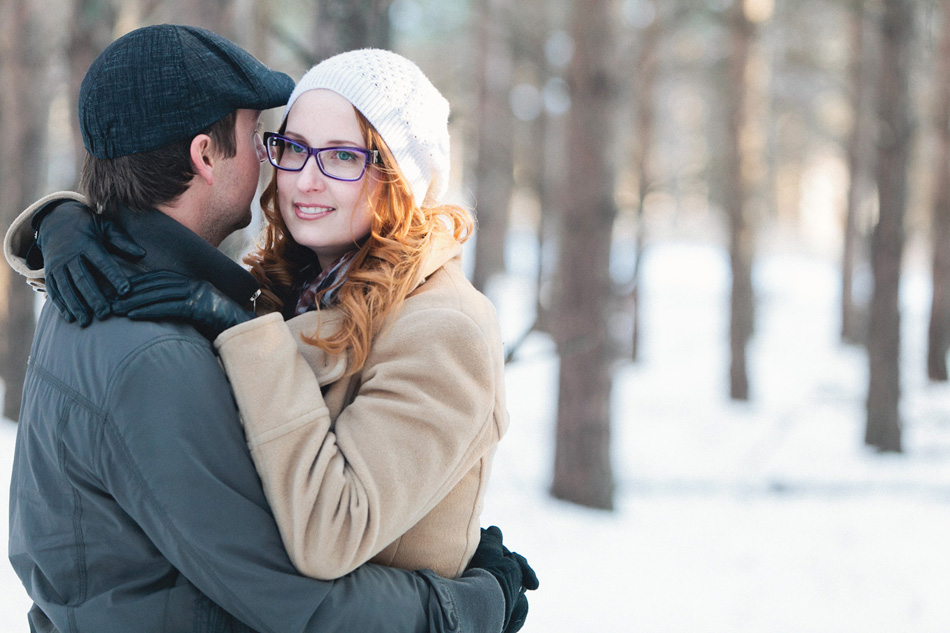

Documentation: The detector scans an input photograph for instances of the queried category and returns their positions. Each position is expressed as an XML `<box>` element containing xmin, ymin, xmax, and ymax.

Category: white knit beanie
<box><xmin>283</xmin><ymin>49</ymin><xmax>451</xmax><ymax>208</ymax></box>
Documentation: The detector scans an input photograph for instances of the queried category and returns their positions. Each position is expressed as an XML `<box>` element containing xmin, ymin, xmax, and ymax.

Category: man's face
<box><xmin>206</xmin><ymin>108</ymin><xmax>264</xmax><ymax>245</ymax></box>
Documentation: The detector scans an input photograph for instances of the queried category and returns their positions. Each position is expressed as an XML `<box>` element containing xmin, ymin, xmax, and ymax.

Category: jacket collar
<box><xmin>111</xmin><ymin>204</ymin><xmax>260</xmax><ymax>308</ymax></box>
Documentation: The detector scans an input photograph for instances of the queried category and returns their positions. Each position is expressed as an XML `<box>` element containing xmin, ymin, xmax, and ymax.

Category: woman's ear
<box><xmin>190</xmin><ymin>134</ymin><xmax>216</xmax><ymax>186</ymax></box>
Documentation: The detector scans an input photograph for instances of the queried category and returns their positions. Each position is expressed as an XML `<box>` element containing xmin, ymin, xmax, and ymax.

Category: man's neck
<box><xmin>156</xmin><ymin>192</ymin><xmax>221</xmax><ymax>248</ymax></box>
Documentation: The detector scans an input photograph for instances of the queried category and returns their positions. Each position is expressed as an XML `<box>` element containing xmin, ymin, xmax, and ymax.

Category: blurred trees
<box><xmin>866</xmin><ymin>0</ymin><xmax>913</xmax><ymax>453</ymax></box>
<box><xmin>0</xmin><ymin>0</ymin><xmax>62</xmax><ymax>420</ymax></box>
<box><xmin>471</xmin><ymin>0</ymin><xmax>514</xmax><ymax>292</ymax></box>
<box><xmin>67</xmin><ymin>0</ymin><xmax>118</xmax><ymax>184</ymax></box>
<box><xmin>841</xmin><ymin>0</ymin><xmax>876</xmax><ymax>345</ymax></box>
<box><xmin>311</xmin><ymin>0</ymin><xmax>392</xmax><ymax>61</ymax></box>
<box><xmin>5</xmin><ymin>0</ymin><xmax>950</xmax><ymax>494</ymax></box>
<box><xmin>722</xmin><ymin>1</ymin><xmax>756</xmax><ymax>401</ymax></box>
<box><xmin>549</xmin><ymin>0</ymin><xmax>621</xmax><ymax>510</ymax></box>
<box><xmin>625</xmin><ymin>2</ymin><xmax>662</xmax><ymax>362</ymax></box>
<box><xmin>927</xmin><ymin>0</ymin><xmax>950</xmax><ymax>381</ymax></box>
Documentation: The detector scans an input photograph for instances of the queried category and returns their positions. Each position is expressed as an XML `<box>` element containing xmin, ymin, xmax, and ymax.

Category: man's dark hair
<box><xmin>80</xmin><ymin>111</ymin><xmax>238</xmax><ymax>213</ymax></box>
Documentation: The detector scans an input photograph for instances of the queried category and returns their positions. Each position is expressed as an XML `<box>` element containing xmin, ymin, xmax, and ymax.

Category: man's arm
<box><xmin>100</xmin><ymin>331</ymin><xmax>504</xmax><ymax>633</ymax></box>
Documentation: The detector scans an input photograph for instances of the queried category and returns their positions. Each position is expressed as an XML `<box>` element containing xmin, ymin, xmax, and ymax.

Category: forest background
<box><xmin>1</xmin><ymin>0</ymin><xmax>950</xmax><ymax>630</ymax></box>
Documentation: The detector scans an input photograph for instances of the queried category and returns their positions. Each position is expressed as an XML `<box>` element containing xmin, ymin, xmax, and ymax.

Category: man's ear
<box><xmin>190</xmin><ymin>134</ymin><xmax>216</xmax><ymax>186</ymax></box>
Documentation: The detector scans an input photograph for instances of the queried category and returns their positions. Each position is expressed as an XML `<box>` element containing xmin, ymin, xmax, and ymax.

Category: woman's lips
<box><xmin>295</xmin><ymin>204</ymin><xmax>334</xmax><ymax>220</ymax></box>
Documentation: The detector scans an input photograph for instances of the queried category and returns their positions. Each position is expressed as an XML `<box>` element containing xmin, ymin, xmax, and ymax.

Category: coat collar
<box><xmin>411</xmin><ymin>232</ymin><xmax>462</xmax><ymax>292</ymax></box>
<box><xmin>285</xmin><ymin>232</ymin><xmax>465</xmax><ymax>386</ymax></box>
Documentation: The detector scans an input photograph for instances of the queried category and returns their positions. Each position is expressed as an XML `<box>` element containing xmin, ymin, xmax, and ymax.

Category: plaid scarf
<box><xmin>293</xmin><ymin>252</ymin><xmax>356</xmax><ymax>315</ymax></box>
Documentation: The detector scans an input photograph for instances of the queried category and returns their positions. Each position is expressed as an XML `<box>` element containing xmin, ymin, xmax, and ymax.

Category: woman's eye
<box><xmin>336</xmin><ymin>151</ymin><xmax>357</xmax><ymax>162</ymax></box>
<box><xmin>289</xmin><ymin>143</ymin><xmax>308</xmax><ymax>155</ymax></box>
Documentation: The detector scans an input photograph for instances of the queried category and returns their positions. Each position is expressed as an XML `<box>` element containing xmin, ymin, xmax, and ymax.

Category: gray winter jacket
<box><xmin>6</xmin><ymin>194</ymin><xmax>503</xmax><ymax>633</ymax></box>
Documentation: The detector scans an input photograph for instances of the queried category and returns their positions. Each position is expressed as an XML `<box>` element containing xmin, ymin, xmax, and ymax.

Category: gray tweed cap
<box><xmin>80</xmin><ymin>24</ymin><xmax>294</xmax><ymax>158</ymax></box>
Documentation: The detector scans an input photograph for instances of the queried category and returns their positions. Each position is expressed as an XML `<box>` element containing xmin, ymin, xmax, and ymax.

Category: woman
<box><xmin>210</xmin><ymin>49</ymin><xmax>509</xmax><ymax>580</ymax></box>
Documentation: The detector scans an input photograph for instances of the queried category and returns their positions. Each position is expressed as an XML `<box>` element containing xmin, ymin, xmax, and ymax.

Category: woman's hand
<box><xmin>34</xmin><ymin>200</ymin><xmax>145</xmax><ymax>325</ymax></box>
<box><xmin>467</xmin><ymin>526</ymin><xmax>540</xmax><ymax>633</ymax></box>
<box><xmin>111</xmin><ymin>271</ymin><xmax>255</xmax><ymax>340</ymax></box>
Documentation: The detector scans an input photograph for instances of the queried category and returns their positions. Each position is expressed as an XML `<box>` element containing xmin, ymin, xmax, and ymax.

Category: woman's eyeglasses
<box><xmin>262</xmin><ymin>132</ymin><xmax>380</xmax><ymax>182</ymax></box>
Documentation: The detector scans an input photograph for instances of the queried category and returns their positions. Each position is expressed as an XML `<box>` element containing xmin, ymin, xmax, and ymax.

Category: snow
<box><xmin>3</xmin><ymin>239</ymin><xmax>950</xmax><ymax>632</ymax></box>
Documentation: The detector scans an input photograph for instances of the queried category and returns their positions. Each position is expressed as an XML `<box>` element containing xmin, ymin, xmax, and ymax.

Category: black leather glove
<box><xmin>110</xmin><ymin>271</ymin><xmax>254</xmax><ymax>340</ymax></box>
<box><xmin>467</xmin><ymin>526</ymin><xmax>539</xmax><ymax>633</ymax></box>
<box><xmin>34</xmin><ymin>200</ymin><xmax>146</xmax><ymax>326</ymax></box>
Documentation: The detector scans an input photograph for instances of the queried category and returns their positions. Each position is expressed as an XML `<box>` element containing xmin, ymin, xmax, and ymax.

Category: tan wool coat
<box><xmin>214</xmin><ymin>238</ymin><xmax>508</xmax><ymax>580</ymax></box>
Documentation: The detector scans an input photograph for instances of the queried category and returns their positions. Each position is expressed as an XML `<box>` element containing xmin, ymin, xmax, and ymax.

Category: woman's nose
<box><xmin>296</xmin><ymin>156</ymin><xmax>327</xmax><ymax>191</ymax></box>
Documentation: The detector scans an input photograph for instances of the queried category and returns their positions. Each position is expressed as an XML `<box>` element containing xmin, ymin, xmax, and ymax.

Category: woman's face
<box><xmin>277</xmin><ymin>89</ymin><xmax>378</xmax><ymax>269</ymax></box>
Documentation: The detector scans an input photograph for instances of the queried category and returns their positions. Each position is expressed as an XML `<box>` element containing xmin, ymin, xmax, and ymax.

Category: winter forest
<box><xmin>2</xmin><ymin>0</ymin><xmax>950</xmax><ymax>631</ymax></box>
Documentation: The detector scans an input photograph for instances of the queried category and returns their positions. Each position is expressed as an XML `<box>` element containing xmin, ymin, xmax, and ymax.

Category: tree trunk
<box><xmin>927</xmin><ymin>0</ymin><xmax>950</xmax><ymax>381</ymax></box>
<box><xmin>629</xmin><ymin>7</ymin><xmax>661</xmax><ymax>362</ymax></box>
<box><xmin>171</xmin><ymin>0</ymin><xmax>236</xmax><ymax>38</ymax></box>
<box><xmin>499</xmin><ymin>0</ymin><xmax>559</xmax><ymax>337</ymax></box>
<box><xmin>535</xmin><ymin>46</ymin><xmax>569</xmax><ymax>336</ymax></box>
<box><xmin>68</xmin><ymin>0</ymin><xmax>118</xmax><ymax>188</ymax></box>
<box><xmin>535</xmin><ymin>105</ymin><xmax>568</xmax><ymax>336</ymax></box>
<box><xmin>312</xmin><ymin>0</ymin><xmax>392</xmax><ymax>63</ymax></box>
<box><xmin>723</xmin><ymin>2</ymin><xmax>755</xmax><ymax>401</ymax></box>
<box><xmin>471</xmin><ymin>0</ymin><xmax>514</xmax><ymax>293</ymax></box>
<box><xmin>842</xmin><ymin>0</ymin><xmax>875</xmax><ymax>345</ymax></box>
<box><xmin>0</xmin><ymin>0</ymin><xmax>56</xmax><ymax>421</ymax></box>
<box><xmin>550</xmin><ymin>0</ymin><xmax>619</xmax><ymax>511</ymax></box>
<box><xmin>866</xmin><ymin>0</ymin><xmax>913</xmax><ymax>453</ymax></box>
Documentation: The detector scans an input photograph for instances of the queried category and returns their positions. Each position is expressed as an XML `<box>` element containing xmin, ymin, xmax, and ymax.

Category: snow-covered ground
<box><xmin>3</xmin><ymin>239</ymin><xmax>950</xmax><ymax>632</ymax></box>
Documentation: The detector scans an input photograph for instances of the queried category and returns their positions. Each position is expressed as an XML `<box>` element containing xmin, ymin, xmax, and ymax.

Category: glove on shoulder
<box><xmin>34</xmin><ymin>200</ymin><xmax>145</xmax><ymax>325</ymax></box>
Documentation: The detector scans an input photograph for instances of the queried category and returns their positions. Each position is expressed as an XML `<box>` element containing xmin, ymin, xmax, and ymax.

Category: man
<box><xmin>5</xmin><ymin>24</ymin><xmax>535</xmax><ymax>632</ymax></box>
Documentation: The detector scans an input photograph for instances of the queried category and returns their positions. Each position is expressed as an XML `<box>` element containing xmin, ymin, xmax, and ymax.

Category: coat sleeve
<box><xmin>214</xmin><ymin>306</ymin><xmax>499</xmax><ymax>580</ymax></box>
<box><xmin>2</xmin><ymin>190</ymin><xmax>87</xmax><ymax>288</ymax></box>
<box><xmin>102</xmin><ymin>333</ymin><xmax>503</xmax><ymax>633</ymax></box>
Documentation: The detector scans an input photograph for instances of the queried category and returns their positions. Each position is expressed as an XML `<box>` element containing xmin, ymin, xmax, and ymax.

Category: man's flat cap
<box><xmin>80</xmin><ymin>24</ymin><xmax>294</xmax><ymax>158</ymax></box>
